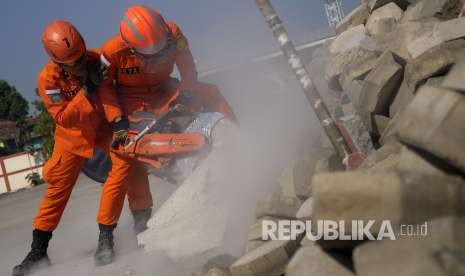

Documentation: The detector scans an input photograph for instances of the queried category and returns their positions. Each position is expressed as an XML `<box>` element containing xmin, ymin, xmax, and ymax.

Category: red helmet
<box><xmin>41</xmin><ymin>20</ymin><xmax>86</xmax><ymax>64</ymax></box>
<box><xmin>120</xmin><ymin>5</ymin><xmax>169</xmax><ymax>55</ymax></box>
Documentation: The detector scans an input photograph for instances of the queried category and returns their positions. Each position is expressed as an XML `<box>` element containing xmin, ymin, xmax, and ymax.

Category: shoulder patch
<box><xmin>176</xmin><ymin>35</ymin><xmax>189</xmax><ymax>51</ymax></box>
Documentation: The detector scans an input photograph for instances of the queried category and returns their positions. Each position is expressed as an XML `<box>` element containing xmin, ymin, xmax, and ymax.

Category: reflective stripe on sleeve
<box><xmin>45</xmin><ymin>89</ymin><xmax>61</xmax><ymax>95</ymax></box>
<box><xmin>100</xmin><ymin>54</ymin><xmax>111</xmax><ymax>66</ymax></box>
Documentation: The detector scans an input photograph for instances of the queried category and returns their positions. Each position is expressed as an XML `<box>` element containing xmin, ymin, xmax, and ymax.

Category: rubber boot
<box><xmin>131</xmin><ymin>208</ymin><xmax>152</xmax><ymax>234</ymax></box>
<box><xmin>94</xmin><ymin>224</ymin><xmax>115</xmax><ymax>266</ymax></box>
<box><xmin>12</xmin><ymin>229</ymin><xmax>52</xmax><ymax>276</ymax></box>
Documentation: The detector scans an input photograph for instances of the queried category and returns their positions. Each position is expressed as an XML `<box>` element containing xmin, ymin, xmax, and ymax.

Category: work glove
<box><xmin>83</xmin><ymin>60</ymin><xmax>108</xmax><ymax>95</ymax></box>
<box><xmin>110</xmin><ymin>116</ymin><xmax>130</xmax><ymax>149</ymax></box>
<box><xmin>169</xmin><ymin>90</ymin><xmax>193</xmax><ymax>110</ymax></box>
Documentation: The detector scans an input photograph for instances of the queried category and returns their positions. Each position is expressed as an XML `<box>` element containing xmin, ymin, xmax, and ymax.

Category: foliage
<box><xmin>32</xmin><ymin>90</ymin><xmax>55</xmax><ymax>160</ymax></box>
<box><xmin>25</xmin><ymin>171</ymin><xmax>44</xmax><ymax>186</ymax></box>
<box><xmin>0</xmin><ymin>80</ymin><xmax>29</xmax><ymax>121</ymax></box>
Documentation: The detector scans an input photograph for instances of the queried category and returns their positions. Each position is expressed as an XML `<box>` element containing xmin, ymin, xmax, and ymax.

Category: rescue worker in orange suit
<box><xmin>98</xmin><ymin>4</ymin><xmax>237</xmax><ymax>237</ymax></box>
<box><xmin>12</xmin><ymin>20</ymin><xmax>138</xmax><ymax>276</ymax></box>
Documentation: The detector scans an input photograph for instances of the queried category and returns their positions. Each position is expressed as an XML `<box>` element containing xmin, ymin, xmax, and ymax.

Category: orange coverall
<box><xmin>34</xmin><ymin>51</ymin><xmax>147</xmax><ymax>231</ymax></box>
<box><xmin>98</xmin><ymin>21</ymin><xmax>236</xmax><ymax>216</ymax></box>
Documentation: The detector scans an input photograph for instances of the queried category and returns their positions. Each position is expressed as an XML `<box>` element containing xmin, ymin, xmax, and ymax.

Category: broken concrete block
<box><xmin>337</xmin><ymin>113</ymin><xmax>375</xmax><ymax>156</ymax></box>
<box><xmin>279</xmin><ymin>159</ymin><xmax>312</xmax><ymax>200</ymax></box>
<box><xmin>404</xmin><ymin>39</ymin><xmax>465</xmax><ymax>92</ymax></box>
<box><xmin>247</xmin><ymin>217</ymin><xmax>279</xmax><ymax>241</ymax></box>
<box><xmin>442</xmin><ymin>51</ymin><xmax>465</xmax><ymax>92</ymax></box>
<box><xmin>329</xmin><ymin>25</ymin><xmax>378</xmax><ymax>55</ymax></box>
<box><xmin>359</xmin><ymin>141</ymin><xmax>402</xmax><ymax>169</ymax></box>
<box><xmin>368</xmin><ymin>0</ymin><xmax>409</xmax><ymax>12</ymax></box>
<box><xmin>424</xmin><ymin>76</ymin><xmax>445</xmax><ymax>88</ymax></box>
<box><xmin>397</xmin><ymin>146</ymin><xmax>446</xmax><ymax>176</ymax></box>
<box><xmin>395</xmin><ymin>85</ymin><xmax>465</xmax><ymax>173</ymax></box>
<box><xmin>371</xmin><ymin>114</ymin><xmax>390</xmax><ymax>135</ymax></box>
<box><xmin>230</xmin><ymin>240</ymin><xmax>299</xmax><ymax>276</ymax></box>
<box><xmin>389</xmin><ymin>81</ymin><xmax>415</xmax><ymax>117</ymax></box>
<box><xmin>200</xmin><ymin>255</ymin><xmax>237</xmax><ymax>276</ymax></box>
<box><xmin>312</xmin><ymin>171</ymin><xmax>465</xmax><ymax>248</ymax></box>
<box><xmin>326</xmin><ymin>25</ymin><xmax>380</xmax><ymax>88</ymax></box>
<box><xmin>205</xmin><ymin>268</ymin><xmax>231</xmax><ymax>276</ymax></box>
<box><xmin>407</xmin><ymin>17</ymin><xmax>465</xmax><ymax>58</ymax></box>
<box><xmin>300</xmin><ymin>235</ymin><xmax>315</xmax><ymax>247</ymax></box>
<box><xmin>338</xmin><ymin>54</ymin><xmax>379</xmax><ymax>91</ymax></box>
<box><xmin>366</xmin><ymin>152</ymin><xmax>400</xmax><ymax>172</ymax></box>
<box><xmin>341</xmin><ymin>102</ymin><xmax>355</xmax><ymax>116</ymax></box>
<box><xmin>336</xmin><ymin>3</ymin><xmax>370</xmax><ymax>35</ymax></box>
<box><xmin>379</xmin><ymin>110</ymin><xmax>402</xmax><ymax>145</ymax></box>
<box><xmin>354</xmin><ymin>217</ymin><xmax>465</xmax><ymax>276</ymax></box>
<box><xmin>359</xmin><ymin>51</ymin><xmax>403</xmax><ymax>116</ymax></box>
<box><xmin>344</xmin><ymin>80</ymin><xmax>364</xmax><ymax>109</ymax></box>
<box><xmin>402</xmin><ymin>0</ymin><xmax>461</xmax><ymax>22</ymax></box>
<box><xmin>138</xmin><ymin>160</ymin><xmax>228</xmax><ymax>264</ymax></box>
<box><xmin>245</xmin><ymin>240</ymin><xmax>267</xmax><ymax>253</ymax></box>
<box><xmin>286</xmin><ymin>245</ymin><xmax>355</xmax><ymax>276</ymax></box>
<box><xmin>255</xmin><ymin>192</ymin><xmax>302</xmax><ymax>219</ymax></box>
<box><xmin>366</xmin><ymin>2</ymin><xmax>403</xmax><ymax>37</ymax></box>
<box><xmin>296</xmin><ymin>197</ymin><xmax>313</xmax><ymax>221</ymax></box>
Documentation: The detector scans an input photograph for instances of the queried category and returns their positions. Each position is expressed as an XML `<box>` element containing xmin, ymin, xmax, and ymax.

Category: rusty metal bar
<box><xmin>255</xmin><ymin>0</ymin><xmax>353</xmax><ymax>161</ymax></box>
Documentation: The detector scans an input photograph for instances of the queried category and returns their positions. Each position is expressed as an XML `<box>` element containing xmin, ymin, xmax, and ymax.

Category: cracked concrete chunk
<box><xmin>359</xmin><ymin>51</ymin><xmax>403</xmax><ymax>117</ymax></box>
<box><xmin>255</xmin><ymin>192</ymin><xmax>301</xmax><ymax>219</ymax></box>
<box><xmin>230</xmin><ymin>240</ymin><xmax>299</xmax><ymax>276</ymax></box>
<box><xmin>396</xmin><ymin>85</ymin><xmax>465</xmax><ymax>173</ymax></box>
<box><xmin>366</xmin><ymin>2</ymin><xmax>403</xmax><ymax>37</ymax></box>
<box><xmin>312</xmin><ymin>171</ymin><xmax>465</xmax><ymax>248</ymax></box>
<box><xmin>286</xmin><ymin>244</ymin><xmax>355</xmax><ymax>276</ymax></box>
<box><xmin>336</xmin><ymin>4</ymin><xmax>370</xmax><ymax>34</ymax></box>
<box><xmin>404</xmin><ymin>39</ymin><xmax>465</xmax><ymax>92</ymax></box>
<box><xmin>354</xmin><ymin>217</ymin><xmax>465</xmax><ymax>276</ymax></box>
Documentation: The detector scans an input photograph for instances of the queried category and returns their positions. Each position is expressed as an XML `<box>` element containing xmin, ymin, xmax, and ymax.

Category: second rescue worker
<box><xmin>97</xmin><ymin>4</ymin><xmax>237</xmax><ymax>240</ymax></box>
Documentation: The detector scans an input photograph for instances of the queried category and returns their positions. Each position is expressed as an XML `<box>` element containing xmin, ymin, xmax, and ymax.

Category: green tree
<box><xmin>32</xmin><ymin>89</ymin><xmax>55</xmax><ymax>160</ymax></box>
<box><xmin>0</xmin><ymin>80</ymin><xmax>29</xmax><ymax>121</ymax></box>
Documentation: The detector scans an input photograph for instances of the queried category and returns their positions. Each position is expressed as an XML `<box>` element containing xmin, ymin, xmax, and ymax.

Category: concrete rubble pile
<box><xmin>194</xmin><ymin>0</ymin><xmax>465</xmax><ymax>275</ymax></box>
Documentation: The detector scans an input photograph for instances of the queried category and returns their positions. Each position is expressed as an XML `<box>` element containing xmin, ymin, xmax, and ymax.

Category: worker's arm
<box><xmin>167</xmin><ymin>21</ymin><xmax>198</xmax><ymax>88</ymax></box>
<box><xmin>37</xmin><ymin>74</ymin><xmax>95</xmax><ymax>129</ymax></box>
<box><xmin>98</xmin><ymin>53</ymin><xmax>124</xmax><ymax>123</ymax></box>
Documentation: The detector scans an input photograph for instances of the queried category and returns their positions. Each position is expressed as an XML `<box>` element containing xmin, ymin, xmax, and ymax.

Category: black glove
<box><xmin>84</xmin><ymin>60</ymin><xmax>108</xmax><ymax>94</ymax></box>
<box><xmin>169</xmin><ymin>90</ymin><xmax>193</xmax><ymax>110</ymax></box>
<box><xmin>110</xmin><ymin>116</ymin><xmax>130</xmax><ymax>149</ymax></box>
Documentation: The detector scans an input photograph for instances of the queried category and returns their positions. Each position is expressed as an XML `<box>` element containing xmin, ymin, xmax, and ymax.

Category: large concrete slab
<box><xmin>312</xmin><ymin>170</ymin><xmax>465</xmax><ymax>248</ymax></box>
<box><xmin>354</xmin><ymin>217</ymin><xmax>465</xmax><ymax>276</ymax></box>
<box><xmin>404</xmin><ymin>39</ymin><xmax>465</xmax><ymax>92</ymax></box>
<box><xmin>395</xmin><ymin>85</ymin><xmax>465</xmax><ymax>173</ymax></box>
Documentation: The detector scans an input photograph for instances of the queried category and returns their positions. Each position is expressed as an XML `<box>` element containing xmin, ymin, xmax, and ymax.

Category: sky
<box><xmin>0</xmin><ymin>0</ymin><xmax>358</xmax><ymax>104</ymax></box>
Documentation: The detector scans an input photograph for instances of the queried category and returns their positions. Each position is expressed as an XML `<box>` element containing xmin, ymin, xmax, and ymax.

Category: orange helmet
<box><xmin>120</xmin><ymin>5</ymin><xmax>169</xmax><ymax>55</ymax></box>
<box><xmin>42</xmin><ymin>20</ymin><xmax>86</xmax><ymax>64</ymax></box>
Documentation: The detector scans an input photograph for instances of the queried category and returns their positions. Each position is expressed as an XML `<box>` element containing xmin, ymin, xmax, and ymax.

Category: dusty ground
<box><xmin>0</xmin><ymin>174</ymin><xmax>189</xmax><ymax>276</ymax></box>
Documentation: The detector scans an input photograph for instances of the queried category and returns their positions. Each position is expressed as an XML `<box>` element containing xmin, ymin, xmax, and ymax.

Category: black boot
<box><xmin>94</xmin><ymin>224</ymin><xmax>115</xmax><ymax>266</ymax></box>
<box><xmin>12</xmin><ymin>229</ymin><xmax>52</xmax><ymax>276</ymax></box>
<box><xmin>131</xmin><ymin>208</ymin><xmax>152</xmax><ymax>234</ymax></box>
